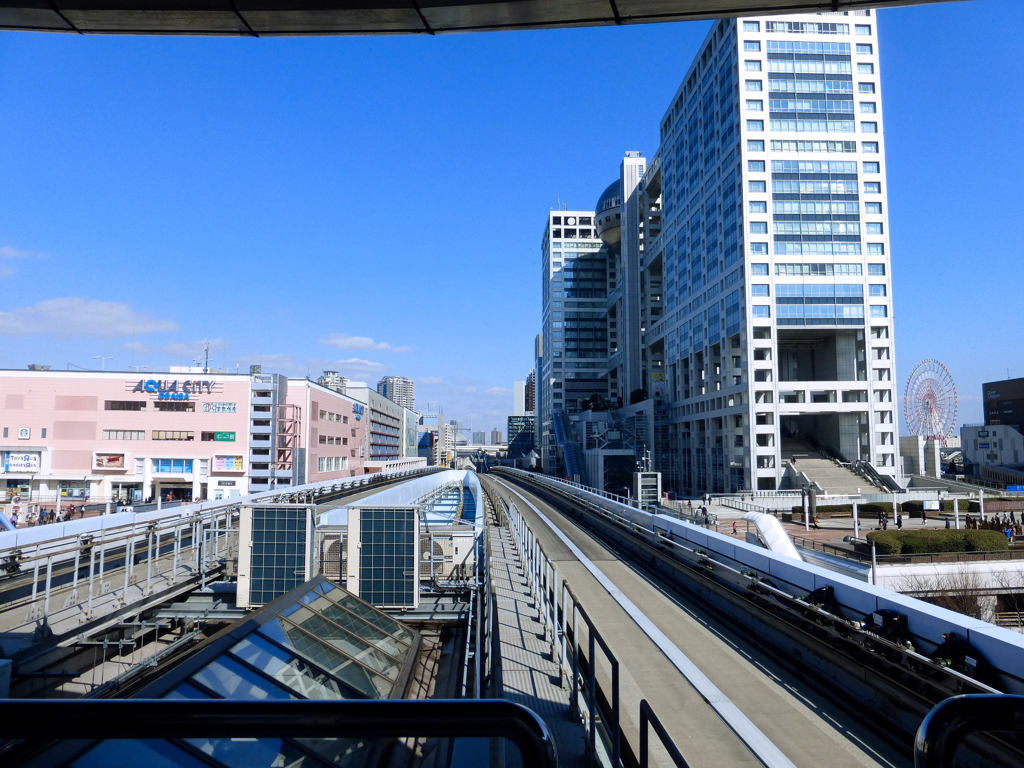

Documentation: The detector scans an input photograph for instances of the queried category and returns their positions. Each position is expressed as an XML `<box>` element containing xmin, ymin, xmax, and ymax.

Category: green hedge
<box><xmin>866</xmin><ymin>529</ymin><xmax>1009</xmax><ymax>555</ymax></box>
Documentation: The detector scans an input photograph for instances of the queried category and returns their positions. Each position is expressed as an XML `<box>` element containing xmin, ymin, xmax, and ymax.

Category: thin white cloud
<box><xmin>420</xmin><ymin>376</ymin><xmax>443</xmax><ymax>385</ymax></box>
<box><xmin>485</xmin><ymin>386</ymin><xmax>512</xmax><ymax>396</ymax></box>
<box><xmin>335</xmin><ymin>357</ymin><xmax>388</xmax><ymax>374</ymax></box>
<box><xmin>0</xmin><ymin>245</ymin><xmax>38</xmax><ymax>278</ymax></box>
<box><xmin>123</xmin><ymin>341</ymin><xmax>150</xmax><ymax>354</ymax></box>
<box><xmin>0</xmin><ymin>298</ymin><xmax>178</xmax><ymax>337</ymax></box>
<box><xmin>0</xmin><ymin>245</ymin><xmax>33</xmax><ymax>260</ymax></box>
<box><xmin>320</xmin><ymin>334</ymin><xmax>411</xmax><ymax>353</ymax></box>
<box><xmin>464</xmin><ymin>386</ymin><xmax>478</xmax><ymax>393</ymax></box>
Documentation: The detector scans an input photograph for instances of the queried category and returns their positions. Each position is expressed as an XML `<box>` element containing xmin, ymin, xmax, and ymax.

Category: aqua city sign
<box><xmin>132</xmin><ymin>379</ymin><xmax>215</xmax><ymax>401</ymax></box>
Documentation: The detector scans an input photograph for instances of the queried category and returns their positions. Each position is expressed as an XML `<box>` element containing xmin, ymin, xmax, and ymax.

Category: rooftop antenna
<box><xmin>203</xmin><ymin>340</ymin><xmax>210</xmax><ymax>374</ymax></box>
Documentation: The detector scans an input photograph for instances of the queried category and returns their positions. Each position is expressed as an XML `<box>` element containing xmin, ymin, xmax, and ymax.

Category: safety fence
<box><xmin>502</xmin><ymin>496</ymin><xmax>686</xmax><ymax>767</ymax></box>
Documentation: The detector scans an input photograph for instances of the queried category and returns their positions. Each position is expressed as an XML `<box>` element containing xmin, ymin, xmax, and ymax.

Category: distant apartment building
<box><xmin>344</xmin><ymin>385</ymin><xmax>406</xmax><ymax>466</ymax></box>
<box><xmin>513</xmin><ymin>380</ymin><xmax>526</xmax><ymax>416</ymax></box>
<box><xmin>524</xmin><ymin>370</ymin><xmax>536</xmax><ymax>414</ymax></box>
<box><xmin>538</xmin><ymin>209</ymin><xmax>609</xmax><ymax>472</ymax></box>
<box><xmin>984</xmin><ymin>377</ymin><xmax>1024</xmax><ymax>434</ymax></box>
<box><xmin>472</xmin><ymin>431</ymin><xmax>486</xmax><ymax>445</ymax></box>
<box><xmin>538</xmin><ymin>10</ymin><xmax>898</xmax><ymax>494</ymax></box>
<box><xmin>377</xmin><ymin>375</ymin><xmax>415</xmax><ymax>411</ymax></box>
<box><xmin>507</xmin><ymin>415</ymin><xmax>535</xmax><ymax>459</ymax></box>
<box><xmin>490</xmin><ymin>428</ymin><xmax>502</xmax><ymax>445</ymax></box>
<box><xmin>316</xmin><ymin>370</ymin><xmax>349</xmax><ymax>393</ymax></box>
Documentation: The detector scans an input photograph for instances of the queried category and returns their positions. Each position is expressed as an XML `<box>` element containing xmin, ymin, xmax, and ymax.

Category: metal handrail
<box><xmin>0</xmin><ymin>698</ymin><xmax>558</xmax><ymax>768</ymax></box>
<box><xmin>914</xmin><ymin>694</ymin><xmax>1024</xmax><ymax>768</ymax></box>
<box><xmin>640</xmin><ymin>698</ymin><xmax>690</xmax><ymax>768</ymax></box>
<box><xmin>504</xmin><ymin>495</ymin><xmax>621</xmax><ymax>765</ymax></box>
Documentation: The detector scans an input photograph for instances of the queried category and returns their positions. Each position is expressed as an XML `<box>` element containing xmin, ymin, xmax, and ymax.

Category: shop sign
<box><xmin>213</xmin><ymin>432</ymin><xmax>236</xmax><ymax>441</ymax></box>
<box><xmin>202</xmin><ymin>402</ymin><xmax>237</xmax><ymax>413</ymax></box>
<box><xmin>94</xmin><ymin>453</ymin><xmax>126</xmax><ymax>470</ymax></box>
<box><xmin>4</xmin><ymin>452</ymin><xmax>40</xmax><ymax>473</ymax></box>
<box><xmin>353</xmin><ymin>403</ymin><xmax>364</xmax><ymax>420</ymax></box>
<box><xmin>214</xmin><ymin>455</ymin><xmax>244</xmax><ymax>471</ymax></box>
<box><xmin>17</xmin><ymin>427</ymin><xmax>31</xmax><ymax>440</ymax></box>
<box><xmin>131</xmin><ymin>379</ymin><xmax>216</xmax><ymax>401</ymax></box>
<box><xmin>217</xmin><ymin>480</ymin><xmax>237</xmax><ymax>487</ymax></box>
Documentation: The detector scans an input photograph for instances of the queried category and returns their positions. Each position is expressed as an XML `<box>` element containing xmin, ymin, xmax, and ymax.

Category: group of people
<box><xmin>876</xmin><ymin>511</ymin><xmax>904</xmax><ymax>531</ymax></box>
<box><xmin>9</xmin><ymin>504</ymin><xmax>86</xmax><ymax>528</ymax></box>
<box><xmin>964</xmin><ymin>512</ymin><xmax>1021</xmax><ymax>542</ymax></box>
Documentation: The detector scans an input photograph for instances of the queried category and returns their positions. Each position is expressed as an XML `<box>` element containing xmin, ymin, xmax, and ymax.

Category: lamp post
<box><xmin>92</xmin><ymin>355</ymin><xmax>113</xmax><ymax>371</ymax></box>
<box><xmin>802</xmin><ymin>483</ymin><xmax>810</xmax><ymax>532</ymax></box>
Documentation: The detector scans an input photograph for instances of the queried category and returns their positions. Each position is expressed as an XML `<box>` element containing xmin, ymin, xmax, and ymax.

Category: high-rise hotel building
<box><xmin>538</xmin><ymin>211</ymin><xmax>609</xmax><ymax>471</ymax></box>
<box><xmin>541</xmin><ymin>10</ymin><xmax>898</xmax><ymax>493</ymax></box>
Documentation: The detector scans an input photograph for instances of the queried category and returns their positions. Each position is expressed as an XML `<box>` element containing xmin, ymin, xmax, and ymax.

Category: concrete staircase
<box><xmin>781</xmin><ymin>438</ymin><xmax>869</xmax><ymax>495</ymax></box>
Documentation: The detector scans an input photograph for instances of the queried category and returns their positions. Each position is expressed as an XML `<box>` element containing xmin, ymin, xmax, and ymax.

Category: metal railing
<box><xmin>914</xmin><ymin>694</ymin><xmax>1024</xmax><ymax>768</ymax></box>
<box><xmin>0</xmin><ymin>699</ymin><xmax>558</xmax><ymax>768</ymax></box>
<box><xmin>640</xmin><ymin>698</ymin><xmax>690</xmax><ymax>768</ymax></box>
<box><xmin>503</xmin><ymin>495</ymin><xmax>693</xmax><ymax>767</ymax></box>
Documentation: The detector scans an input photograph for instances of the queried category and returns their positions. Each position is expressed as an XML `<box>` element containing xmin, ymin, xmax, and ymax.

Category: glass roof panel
<box><xmin>60</xmin><ymin>578</ymin><xmax>415</xmax><ymax>768</ymax></box>
<box><xmin>283</xmin><ymin>605</ymin><xmax>402</xmax><ymax>681</ymax></box>
<box><xmin>315</xmin><ymin>581</ymin><xmax>415</xmax><ymax>645</ymax></box>
<box><xmin>295</xmin><ymin>594</ymin><xmax>409</xmax><ymax>664</ymax></box>
<box><xmin>230</xmin><ymin>634</ymin><xmax>369</xmax><ymax>700</ymax></box>
<box><xmin>258</xmin><ymin>616</ymin><xmax>388</xmax><ymax>698</ymax></box>
<box><xmin>72</xmin><ymin>739</ymin><xmax>208</xmax><ymax>768</ymax></box>
<box><xmin>296</xmin><ymin>737</ymin><xmax>373</xmax><ymax>768</ymax></box>
<box><xmin>191</xmin><ymin>655</ymin><xmax>295</xmax><ymax>700</ymax></box>
<box><xmin>185</xmin><ymin>736</ymin><xmax>326</xmax><ymax>767</ymax></box>
<box><xmin>165</xmin><ymin>682</ymin><xmax>209</xmax><ymax>700</ymax></box>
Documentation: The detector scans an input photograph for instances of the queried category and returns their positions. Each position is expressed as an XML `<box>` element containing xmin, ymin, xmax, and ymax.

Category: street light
<box><xmin>93</xmin><ymin>355</ymin><xmax>113</xmax><ymax>371</ymax></box>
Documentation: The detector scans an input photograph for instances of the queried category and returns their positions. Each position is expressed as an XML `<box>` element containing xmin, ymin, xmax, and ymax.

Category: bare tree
<box><xmin>991</xmin><ymin>570</ymin><xmax>1024</xmax><ymax>631</ymax></box>
<box><xmin>896</xmin><ymin>567</ymin><xmax>993</xmax><ymax>623</ymax></box>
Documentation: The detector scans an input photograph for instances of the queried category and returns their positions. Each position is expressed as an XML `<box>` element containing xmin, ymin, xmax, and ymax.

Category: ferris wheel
<box><xmin>904</xmin><ymin>359</ymin><xmax>958</xmax><ymax>443</ymax></box>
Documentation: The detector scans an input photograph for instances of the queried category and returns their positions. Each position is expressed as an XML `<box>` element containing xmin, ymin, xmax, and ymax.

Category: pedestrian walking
<box><xmin>896</xmin><ymin>514</ymin><xmax>903</xmax><ymax>530</ymax></box>
<box><xmin>732</xmin><ymin>521</ymin><xmax>738</xmax><ymax>536</ymax></box>
<box><xmin>921</xmin><ymin>509</ymin><xmax>927</xmax><ymax>525</ymax></box>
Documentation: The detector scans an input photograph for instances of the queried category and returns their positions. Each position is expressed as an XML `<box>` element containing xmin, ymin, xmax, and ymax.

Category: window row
<box><xmin>318</xmin><ymin>409</ymin><xmax>350</xmax><ymax>423</ymax></box>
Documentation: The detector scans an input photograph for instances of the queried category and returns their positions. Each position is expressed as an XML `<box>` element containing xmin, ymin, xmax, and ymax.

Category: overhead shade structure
<box><xmin>38</xmin><ymin>576</ymin><xmax>419</xmax><ymax>767</ymax></box>
<box><xmin>0</xmin><ymin>1</ymin><xmax>949</xmax><ymax>36</ymax></box>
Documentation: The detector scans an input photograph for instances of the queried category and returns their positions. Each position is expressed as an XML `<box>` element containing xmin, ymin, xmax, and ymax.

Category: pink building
<box><xmin>1</xmin><ymin>370</ymin><xmax>252</xmax><ymax>504</ymax></box>
<box><xmin>285</xmin><ymin>378</ymin><xmax>366</xmax><ymax>483</ymax></box>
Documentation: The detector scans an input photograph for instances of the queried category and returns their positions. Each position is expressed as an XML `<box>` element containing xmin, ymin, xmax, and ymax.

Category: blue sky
<box><xmin>0</xmin><ymin>0</ymin><xmax>1021</xmax><ymax>437</ymax></box>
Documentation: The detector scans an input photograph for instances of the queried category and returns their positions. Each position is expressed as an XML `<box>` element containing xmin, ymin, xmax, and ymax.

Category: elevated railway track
<box><xmin>484</xmin><ymin>469</ymin><xmax>1024</xmax><ymax>767</ymax></box>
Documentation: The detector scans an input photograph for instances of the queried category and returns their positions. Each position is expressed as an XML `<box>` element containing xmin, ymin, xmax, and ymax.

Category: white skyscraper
<box><xmin>540</xmin><ymin>10</ymin><xmax>898</xmax><ymax>494</ymax></box>
<box><xmin>513</xmin><ymin>380</ymin><xmax>526</xmax><ymax>416</ymax></box>
<box><xmin>640</xmin><ymin>11</ymin><xmax>897</xmax><ymax>492</ymax></box>
<box><xmin>376</xmin><ymin>375</ymin><xmax>415</xmax><ymax>411</ymax></box>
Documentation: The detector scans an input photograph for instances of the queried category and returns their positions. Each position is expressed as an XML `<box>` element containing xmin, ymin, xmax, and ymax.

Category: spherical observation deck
<box><xmin>595</xmin><ymin>180</ymin><xmax>622</xmax><ymax>246</ymax></box>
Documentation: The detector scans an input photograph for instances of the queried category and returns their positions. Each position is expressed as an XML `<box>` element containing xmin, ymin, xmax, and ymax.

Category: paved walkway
<box><xmin>488</xmin><ymin>519</ymin><xmax>585</xmax><ymax>767</ymax></box>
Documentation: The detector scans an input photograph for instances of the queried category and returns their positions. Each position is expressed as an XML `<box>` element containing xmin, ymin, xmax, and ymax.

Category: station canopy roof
<box><xmin>0</xmin><ymin>1</ymin><xmax>942</xmax><ymax>36</ymax></box>
<box><xmin>62</xmin><ymin>576</ymin><xmax>419</xmax><ymax>767</ymax></box>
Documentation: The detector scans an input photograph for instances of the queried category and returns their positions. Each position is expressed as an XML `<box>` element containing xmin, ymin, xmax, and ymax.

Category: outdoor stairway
<box><xmin>782</xmin><ymin>439</ymin><xmax>869</xmax><ymax>495</ymax></box>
